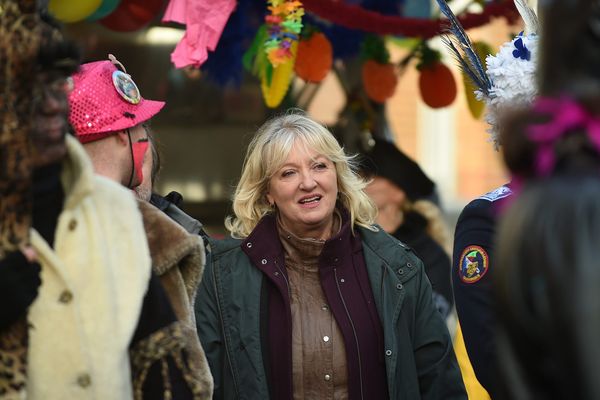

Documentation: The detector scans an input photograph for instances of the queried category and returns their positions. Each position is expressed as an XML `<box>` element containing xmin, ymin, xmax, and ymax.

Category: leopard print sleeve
<box><xmin>0</xmin><ymin>0</ymin><xmax>42</xmax><ymax>258</ymax></box>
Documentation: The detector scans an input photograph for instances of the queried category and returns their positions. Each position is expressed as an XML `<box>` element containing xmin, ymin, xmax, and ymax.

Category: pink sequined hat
<box><xmin>69</xmin><ymin>55</ymin><xmax>165</xmax><ymax>143</ymax></box>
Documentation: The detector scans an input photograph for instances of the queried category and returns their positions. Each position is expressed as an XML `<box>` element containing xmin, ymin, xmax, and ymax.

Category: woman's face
<box><xmin>266</xmin><ymin>140</ymin><xmax>338</xmax><ymax>239</ymax></box>
<box><xmin>365</xmin><ymin>176</ymin><xmax>406</xmax><ymax>210</ymax></box>
<box><xmin>365</xmin><ymin>176</ymin><xmax>406</xmax><ymax>233</ymax></box>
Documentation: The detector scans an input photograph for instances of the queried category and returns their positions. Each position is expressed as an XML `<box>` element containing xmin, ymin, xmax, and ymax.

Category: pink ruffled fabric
<box><xmin>162</xmin><ymin>0</ymin><xmax>237</xmax><ymax>68</ymax></box>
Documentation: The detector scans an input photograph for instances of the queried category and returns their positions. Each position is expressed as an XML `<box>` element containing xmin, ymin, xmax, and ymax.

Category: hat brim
<box><xmin>77</xmin><ymin>99</ymin><xmax>165</xmax><ymax>143</ymax></box>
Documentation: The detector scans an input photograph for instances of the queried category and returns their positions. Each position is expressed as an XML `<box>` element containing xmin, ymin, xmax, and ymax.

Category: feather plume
<box><xmin>514</xmin><ymin>0</ymin><xmax>539</xmax><ymax>35</ymax></box>
<box><xmin>435</xmin><ymin>0</ymin><xmax>492</xmax><ymax>95</ymax></box>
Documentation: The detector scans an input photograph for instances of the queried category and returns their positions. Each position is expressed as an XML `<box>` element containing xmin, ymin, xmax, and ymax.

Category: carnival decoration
<box><xmin>54</xmin><ymin>0</ymin><xmax>525</xmax><ymax>111</ymax></box>
<box><xmin>301</xmin><ymin>0</ymin><xmax>519</xmax><ymax>38</ymax></box>
<box><xmin>100</xmin><ymin>0</ymin><xmax>164</xmax><ymax>32</ymax></box>
<box><xmin>87</xmin><ymin>0</ymin><xmax>122</xmax><ymax>21</ymax></box>
<box><xmin>264</xmin><ymin>0</ymin><xmax>304</xmax><ymax>67</ymax></box>
<box><xmin>463</xmin><ymin>41</ymin><xmax>493</xmax><ymax>119</ymax></box>
<box><xmin>261</xmin><ymin>41</ymin><xmax>298</xmax><ymax>107</ymax></box>
<box><xmin>361</xmin><ymin>35</ymin><xmax>397</xmax><ymax>104</ymax></box>
<box><xmin>48</xmin><ymin>0</ymin><xmax>102</xmax><ymax>23</ymax></box>
<box><xmin>294</xmin><ymin>30</ymin><xmax>333</xmax><ymax>83</ymax></box>
<box><xmin>437</xmin><ymin>0</ymin><xmax>539</xmax><ymax>146</ymax></box>
<box><xmin>243</xmin><ymin>0</ymin><xmax>304</xmax><ymax>108</ymax></box>
<box><xmin>162</xmin><ymin>0</ymin><xmax>237</xmax><ymax>69</ymax></box>
<box><xmin>417</xmin><ymin>42</ymin><xmax>457</xmax><ymax>109</ymax></box>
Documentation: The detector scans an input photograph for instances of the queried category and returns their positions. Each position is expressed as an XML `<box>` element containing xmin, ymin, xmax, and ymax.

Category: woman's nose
<box><xmin>299</xmin><ymin>172</ymin><xmax>317</xmax><ymax>190</ymax></box>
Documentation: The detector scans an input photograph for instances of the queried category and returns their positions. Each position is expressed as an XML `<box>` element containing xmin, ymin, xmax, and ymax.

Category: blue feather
<box><xmin>435</xmin><ymin>0</ymin><xmax>492</xmax><ymax>95</ymax></box>
<box><xmin>441</xmin><ymin>36</ymin><xmax>489</xmax><ymax>94</ymax></box>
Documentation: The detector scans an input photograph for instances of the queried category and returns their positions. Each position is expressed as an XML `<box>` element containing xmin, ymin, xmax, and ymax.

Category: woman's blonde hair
<box><xmin>409</xmin><ymin>199</ymin><xmax>452</xmax><ymax>256</ymax></box>
<box><xmin>225</xmin><ymin>111</ymin><xmax>377</xmax><ymax>238</ymax></box>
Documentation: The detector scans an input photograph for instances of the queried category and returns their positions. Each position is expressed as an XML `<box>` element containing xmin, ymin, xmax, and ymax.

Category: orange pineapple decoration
<box><xmin>417</xmin><ymin>43</ymin><xmax>457</xmax><ymax>109</ymax></box>
<box><xmin>295</xmin><ymin>30</ymin><xmax>333</xmax><ymax>83</ymax></box>
<box><xmin>361</xmin><ymin>35</ymin><xmax>397</xmax><ymax>103</ymax></box>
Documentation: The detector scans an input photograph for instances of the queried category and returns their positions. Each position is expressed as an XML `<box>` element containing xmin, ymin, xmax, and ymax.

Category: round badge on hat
<box><xmin>112</xmin><ymin>70</ymin><xmax>141</xmax><ymax>105</ymax></box>
<box><xmin>458</xmin><ymin>245</ymin><xmax>489</xmax><ymax>284</ymax></box>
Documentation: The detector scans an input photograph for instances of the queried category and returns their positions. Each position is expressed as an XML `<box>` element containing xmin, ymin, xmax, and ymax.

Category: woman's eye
<box><xmin>282</xmin><ymin>170</ymin><xmax>295</xmax><ymax>177</ymax></box>
<box><xmin>314</xmin><ymin>163</ymin><xmax>327</xmax><ymax>170</ymax></box>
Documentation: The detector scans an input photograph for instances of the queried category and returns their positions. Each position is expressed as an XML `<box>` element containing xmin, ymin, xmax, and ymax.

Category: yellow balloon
<box><xmin>463</xmin><ymin>41</ymin><xmax>494</xmax><ymax>120</ymax></box>
<box><xmin>261</xmin><ymin>42</ymin><xmax>298</xmax><ymax>109</ymax></box>
<box><xmin>48</xmin><ymin>0</ymin><xmax>102</xmax><ymax>23</ymax></box>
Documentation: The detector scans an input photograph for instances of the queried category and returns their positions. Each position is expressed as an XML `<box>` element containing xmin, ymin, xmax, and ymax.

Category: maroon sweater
<box><xmin>242</xmin><ymin>212</ymin><xmax>389</xmax><ymax>400</ymax></box>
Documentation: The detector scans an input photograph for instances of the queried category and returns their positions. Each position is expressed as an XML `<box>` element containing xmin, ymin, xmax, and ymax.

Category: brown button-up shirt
<box><xmin>278</xmin><ymin>217</ymin><xmax>349</xmax><ymax>400</ymax></box>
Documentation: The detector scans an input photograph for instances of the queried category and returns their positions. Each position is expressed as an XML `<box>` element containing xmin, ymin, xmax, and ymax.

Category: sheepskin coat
<box><xmin>137</xmin><ymin>200</ymin><xmax>213</xmax><ymax>398</ymax></box>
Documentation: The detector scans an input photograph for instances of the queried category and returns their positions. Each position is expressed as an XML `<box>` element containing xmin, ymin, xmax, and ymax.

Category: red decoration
<box><xmin>302</xmin><ymin>0</ymin><xmax>519</xmax><ymax>38</ymax></box>
<box><xmin>99</xmin><ymin>0</ymin><xmax>164</xmax><ymax>32</ymax></box>
<box><xmin>295</xmin><ymin>32</ymin><xmax>333</xmax><ymax>83</ymax></box>
<box><xmin>362</xmin><ymin>60</ymin><xmax>397</xmax><ymax>103</ymax></box>
<box><xmin>418</xmin><ymin>62</ymin><xmax>457</xmax><ymax>108</ymax></box>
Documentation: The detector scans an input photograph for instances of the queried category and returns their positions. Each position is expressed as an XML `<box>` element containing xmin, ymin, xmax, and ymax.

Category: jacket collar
<box><xmin>359</xmin><ymin>225</ymin><xmax>419</xmax><ymax>283</ymax></box>
<box><xmin>137</xmin><ymin>200</ymin><xmax>205</xmax><ymax>285</ymax></box>
<box><xmin>241</xmin><ymin>214</ymin><xmax>284</xmax><ymax>268</ymax></box>
<box><xmin>241</xmin><ymin>209</ymin><xmax>361</xmax><ymax>270</ymax></box>
<box><xmin>61</xmin><ymin>135</ymin><xmax>96</xmax><ymax>210</ymax></box>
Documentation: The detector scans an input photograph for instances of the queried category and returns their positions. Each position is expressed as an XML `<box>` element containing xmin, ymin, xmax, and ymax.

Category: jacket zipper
<box><xmin>212</xmin><ymin>262</ymin><xmax>240</xmax><ymax>399</ymax></box>
<box><xmin>334</xmin><ymin>268</ymin><xmax>365</xmax><ymax>400</ymax></box>
<box><xmin>274</xmin><ymin>260</ymin><xmax>291</xmax><ymax>296</ymax></box>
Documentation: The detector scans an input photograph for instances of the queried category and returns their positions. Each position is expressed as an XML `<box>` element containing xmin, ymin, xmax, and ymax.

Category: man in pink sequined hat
<box><xmin>68</xmin><ymin>54</ymin><xmax>165</xmax><ymax>189</ymax></box>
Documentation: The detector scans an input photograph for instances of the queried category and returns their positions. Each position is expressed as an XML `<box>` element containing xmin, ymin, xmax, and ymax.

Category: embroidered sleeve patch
<box><xmin>458</xmin><ymin>245</ymin><xmax>489</xmax><ymax>284</ymax></box>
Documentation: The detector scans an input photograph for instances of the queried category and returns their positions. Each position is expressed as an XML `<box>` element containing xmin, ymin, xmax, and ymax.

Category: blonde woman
<box><xmin>195</xmin><ymin>112</ymin><xmax>466</xmax><ymax>399</ymax></box>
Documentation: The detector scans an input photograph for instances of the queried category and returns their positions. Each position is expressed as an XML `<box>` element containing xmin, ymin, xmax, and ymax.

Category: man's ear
<box><xmin>115</xmin><ymin>130</ymin><xmax>130</xmax><ymax>146</ymax></box>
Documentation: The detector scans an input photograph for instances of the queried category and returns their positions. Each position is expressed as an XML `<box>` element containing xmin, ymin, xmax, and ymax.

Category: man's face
<box><xmin>30</xmin><ymin>73</ymin><xmax>72</xmax><ymax>167</ymax></box>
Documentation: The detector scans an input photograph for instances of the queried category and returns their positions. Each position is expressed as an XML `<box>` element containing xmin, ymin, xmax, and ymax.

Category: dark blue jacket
<box><xmin>452</xmin><ymin>185</ymin><xmax>512</xmax><ymax>395</ymax></box>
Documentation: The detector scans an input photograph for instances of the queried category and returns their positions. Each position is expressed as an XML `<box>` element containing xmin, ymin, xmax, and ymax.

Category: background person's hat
<box><xmin>68</xmin><ymin>55</ymin><xmax>165</xmax><ymax>143</ymax></box>
<box><xmin>359</xmin><ymin>138</ymin><xmax>435</xmax><ymax>201</ymax></box>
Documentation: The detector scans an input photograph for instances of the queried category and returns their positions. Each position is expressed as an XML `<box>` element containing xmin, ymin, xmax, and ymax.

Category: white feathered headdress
<box><xmin>437</xmin><ymin>0</ymin><xmax>539</xmax><ymax>149</ymax></box>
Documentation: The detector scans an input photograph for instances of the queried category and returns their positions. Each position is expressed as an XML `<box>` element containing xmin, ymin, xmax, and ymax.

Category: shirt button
<box><xmin>323</xmin><ymin>335</ymin><xmax>330</xmax><ymax>342</ymax></box>
<box><xmin>59</xmin><ymin>290</ymin><xmax>73</xmax><ymax>304</ymax></box>
<box><xmin>396</xmin><ymin>283</ymin><xmax>403</xmax><ymax>290</ymax></box>
<box><xmin>261</xmin><ymin>259</ymin><xmax>267</xmax><ymax>265</ymax></box>
<box><xmin>68</xmin><ymin>219</ymin><xmax>77</xmax><ymax>231</ymax></box>
<box><xmin>385</xmin><ymin>350</ymin><xmax>392</xmax><ymax>356</ymax></box>
<box><xmin>406</xmin><ymin>262</ymin><xmax>413</xmax><ymax>268</ymax></box>
<box><xmin>398</xmin><ymin>268</ymin><xmax>404</xmax><ymax>275</ymax></box>
<box><xmin>77</xmin><ymin>373</ymin><xmax>91</xmax><ymax>388</ymax></box>
<box><xmin>324</xmin><ymin>374</ymin><xmax>331</xmax><ymax>381</ymax></box>
<box><xmin>274</xmin><ymin>271</ymin><xmax>280</xmax><ymax>276</ymax></box>
<box><xmin>321</xmin><ymin>305</ymin><xmax>329</xmax><ymax>311</ymax></box>
<box><xmin>246</xmin><ymin>242</ymin><xmax>252</xmax><ymax>248</ymax></box>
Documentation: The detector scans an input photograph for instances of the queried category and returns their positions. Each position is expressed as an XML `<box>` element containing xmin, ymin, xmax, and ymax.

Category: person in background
<box><xmin>359</xmin><ymin>138</ymin><xmax>453</xmax><ymax>318</ymax></box>
<box><xmin>131</xmin><ymin>128</ymin><xmax>213</xmax><ymax>395</ymax></box>
<box><xmin>135</xmin><ymin>131</ymin><xmax>210</xmax><ymax>246</ymax></box>
<box><xmin>68</xmin><ymin>56</ymin><xmax>212</xmax><ymax>399</ymax></box>
<box><xmin>359</xmin><ymin>135</ymin><xmax>493</xmax><ymax>399</ymax></box>
<box><xmin>495</xmin><ymin>0</ymin><xmax>600</xmax><ymax>397</ymax></box>
<box><xmin>0</xmin><ymin>11</ymin><xmax>152</xmax><ymax>399</ymax></box>
<box><xmin>195</xmin><ymin>111</ymin><xmax>466</xmax><ymax>399</ymax></box>
<box><xmin>437</xmin><ymin>0</ymin><xmax>540</xmax><ymax>394</ymax></box>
